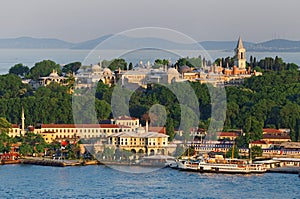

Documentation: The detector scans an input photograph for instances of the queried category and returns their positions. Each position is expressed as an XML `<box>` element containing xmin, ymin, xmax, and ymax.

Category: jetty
<box><xmin>267</xmin><ymin>166</ymin><xmax>300</xmax><ymax>174</ymax></box>
<box><xmin>20</xmin><ymin>158</ymin><xmax>82</xmax><ymax>167</ymax></box>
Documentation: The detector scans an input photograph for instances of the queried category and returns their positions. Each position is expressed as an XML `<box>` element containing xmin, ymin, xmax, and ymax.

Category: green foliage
<box><xmin>184</xmin><ymin>146</ymin><xmax>195</xmax><ymax>156</ymax></box>
<box><xmin>19</xmin><ymin>132</ymin><xmax>48</xmax><ymax>156</ymax></box>
<box><xmin>102</xmin><ymin>59</ymin><xmax>127</xmax><ymax>71</ymax></box>
<box><xmin>226</xmin><ymin>146</ymin><xmax>239</xmax><ymax>159</ymax></box>
<box><xmin>128</xmin><ymin>62</ymin><xmax>133</xmax><ymax>70</ymax></box>
<box><xmin>62</xmin><ymin>62</ymin><xmax>81</xmax><ymax>74</ymax></box>
<box><xmin>177</xmin><ymin>56</ymin><xmax>202</xmax><ymax>68</ymax></box>
<box><xmin>255</xmin><ymin>56</ymin><xmax>298</xmax><ymax>71</ymax></box>
<box><xmin>27</xmin><ymin>60</ymin><xmax>61</xmax><ymax>80</ymax></box>
<box><xmin>250</xmin><ymin>146</ymin><xmax>263</xmax><ymax>159</ymax></box>
<box><xmin>166</xmin><ymin>118</ymin><xmax>175</xmax><ymax>141</ymax></box>
<box><xmin>0</xmin><ymin>131</ymin><xmax>13</xmax><ymax>153</ymax></box>
<box><xmin>0</xmin><ymin>117</ymin><xmax>11</xmax><ymax>134</ymax></box>
<box><xmin>101</xmin><ymin>146</ymin><xmax>115</xmax><ymax>161</ymax></box>
<box><xmin>9</xmin><ymin>63</ymin><xmax>30</xmax><ymax>76</ymax></box>
<box><xmin>0</xmin><ymin>74</ymin><xmax>31</xmax><ymax>98</ymax></box>
<box><xmin>154</xmin><ymin>59</ymin><xmax>169</xmax><ymax>69</ymax></box>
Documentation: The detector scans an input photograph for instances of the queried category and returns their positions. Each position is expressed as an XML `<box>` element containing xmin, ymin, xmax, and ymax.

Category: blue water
<box><xmin>1</xmin><ymin>49</ymin><xmax>300</xmax><ymax>74</ymax></box>
<box><xmin>0</xmin><ymin>165</ymin><xmax>299</xmax><ymax>199</ymax></box>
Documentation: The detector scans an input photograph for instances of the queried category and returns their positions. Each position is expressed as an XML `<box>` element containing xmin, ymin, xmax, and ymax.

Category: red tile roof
<box><xmin>263</xmin><ymin>128</ymin><xmax>283</xmax><ymax>134</ymax></box>
<box><xmin>250</xmin><ymin>140</ymin><xmax>267</xmax><ymax>144</ymax></box>
<box><xmin>263</xmin><ymin>134</ymin><xmax>291</xmax><ymax>139</ymax></box>
<box><xmin>217</xmin><ymin>132</ymin><xmax>240</xmax><ymax>137</ymax></box>
<box><xmin>41</xmin><ymin>124</ymin><xmax>131</xmax><ymax>129</ymax></box>
<box><xmin>11</xmin><ymin>124</ymin><xmax>19</xmax><ymax>128</ymax></box>
<box><xmin>148</xmin><ymin>127</ymin><xmax>166</xmax><ymax>134</ymax></box>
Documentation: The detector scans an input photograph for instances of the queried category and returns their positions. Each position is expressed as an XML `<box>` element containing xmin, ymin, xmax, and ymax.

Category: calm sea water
<box><xmin>0</xmin><ymin>49</ymin><xmax>300</xmax><ymax>74</ymax></box>
<box><xmin>0</xmin><ymin>164</ymin><xmax>299</xmax><ymax>199</ymax></box>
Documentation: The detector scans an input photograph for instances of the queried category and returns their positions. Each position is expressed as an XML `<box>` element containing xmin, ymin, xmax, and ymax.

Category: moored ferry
<box><xmin>178</xmin><ymin>158</ymin><xmax>266</xmax><ymax>174</ymax></box>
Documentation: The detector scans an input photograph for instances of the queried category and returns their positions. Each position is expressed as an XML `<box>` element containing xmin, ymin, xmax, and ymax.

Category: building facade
<box><xmin>108</xmin><ymin>126</ymin><xmax>169</xmax><ymax>155</ymax></box>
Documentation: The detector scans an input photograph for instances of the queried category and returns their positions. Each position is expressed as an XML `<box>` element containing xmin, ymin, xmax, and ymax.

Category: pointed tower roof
<box><xmin>236</xmin><ymin>36</ymin><xmax>244</xmax><ymax>49</ymax></box>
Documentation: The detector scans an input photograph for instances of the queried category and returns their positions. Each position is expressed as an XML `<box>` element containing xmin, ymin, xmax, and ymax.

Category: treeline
<box><xmin>215</xmin><ymin>55</ymin><xmax>298</xmax><ymax>72</ymax></box>
<box><xmin>0</xmin><ymin>58</ymin><xmax>299</xmax><ymax>143</ymax></box>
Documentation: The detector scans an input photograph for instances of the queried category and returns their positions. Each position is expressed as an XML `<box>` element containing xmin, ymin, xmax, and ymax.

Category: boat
<box><xmin>165</xmin><ymin>159</ymin><xmax>178</xmax><ymax>169</ymax></box>
<box><xmin>177</xmin><ymin>158</ymin><xmax>266</xmax><ymax>174</ymax></box>
<box><xmin>177</xmin><ymin>159</ymin><xmax>201</xmax><ymax>171</ymax></box>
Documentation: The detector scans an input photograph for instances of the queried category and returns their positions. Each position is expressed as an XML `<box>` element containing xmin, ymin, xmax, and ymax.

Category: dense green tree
<box><xmin>9</xmin><ymin>63</ymin><xmax>30</xmax><ymax>76</ymax></box>
<box><xmin>28</xmin><ymin>60</ymin><xmax>60</xmax><ymax>80</ymax></box>
<box><xmin>0</xmin><ymin>117</ymin><xmax>11</xmax><ymax>134</ymax></box>
<box><xmin>102</xmin><ymin>59</ymin><xmax>127</xmax><ymax>71</ymax></box>
<box><xmin>62</xmin><ymin>62</ymin><xmax>81</xmax><ymax>74</ymax></box>
<box><xmin>226</xmin><ymin>146</ymin><xmax>239</xmax><ymax>159</ymax></box>
<box><xmin>0</xmin><ymin>74</ymin><xmax>31</xmax><ymax>98</ymax></box>
<box><xmin>250</xmin><ymin>146</ymin><xmax>263</xmax><ymax>159</ymax></box>
<box><xmin>128</xmin><ymin>62</ymin><xmax>133</xmax><ymax>70</ymax></box>
<box><xmin>166</xmin><ymin>118</ymin><xmax>175</xmax><ymax>141</ymax></box>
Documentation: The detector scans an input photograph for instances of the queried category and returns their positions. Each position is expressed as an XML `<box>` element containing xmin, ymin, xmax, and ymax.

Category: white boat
<box><xmin>178</xmin><ymin>158</ymin><xmax>266</xmax><ymax>174</ymax></box>
<box><xmin>177</xmin><ymin>159</ymin><xmax>200</xmax><ymax>171</ymax></box>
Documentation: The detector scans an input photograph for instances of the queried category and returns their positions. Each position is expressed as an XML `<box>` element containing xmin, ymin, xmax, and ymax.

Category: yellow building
<box><xmin>108</xmin><ymin>126</ymin><xmax>169</xmax><ymax>155</ymax></box>
<box><xmin>34</xmin><ymin>124</ymin><xmax>132</xmax><ymax>143</ymax></box>
<box><xmin>111</xmin><ymin>115</ymin><xmax>139</xmax><ymax>130</ymax></box>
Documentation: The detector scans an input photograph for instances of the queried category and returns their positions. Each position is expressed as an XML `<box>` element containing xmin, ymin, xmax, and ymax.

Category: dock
<box><xmin>267</xmin><ymin>166</ymin><xmax>300</xmax><ymax>174</ymax></box>
<box><xmin>20</xmin><ymin>158</ymin><xmax>82</xmax><ymax>167</ymax></box>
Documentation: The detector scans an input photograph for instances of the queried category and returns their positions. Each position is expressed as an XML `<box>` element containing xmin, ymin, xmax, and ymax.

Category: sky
<box><xmin>1</xmin><ymin>0</ymin><xmax>300</xmax><ymax>43</ymax></box>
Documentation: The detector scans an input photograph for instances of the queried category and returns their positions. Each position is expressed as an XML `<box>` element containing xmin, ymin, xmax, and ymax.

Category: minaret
<box><xmin>234</xmin><ymin>36</ymin><xmax>246</xmax><ymax>69</ymax></box>
<box><xmin>146</xmin><ymin>118</ymin><xmax>149</xmax><ymax>133</ymax></box>
<box><xmin>21</xmin><ymin>107</ymin><xmax>25</xmax><ymax>135</ymax></box>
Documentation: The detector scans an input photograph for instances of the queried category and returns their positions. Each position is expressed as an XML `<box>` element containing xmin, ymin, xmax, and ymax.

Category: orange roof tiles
<box><xmin>41</xmin><ymin>124</ymin><xmax>131</xmax><ymax>129</ymax></box>
<box><xmin>263</xmin><ymin>128</ymin><xmax>283</xmax><ymax>134</ymax></box>
<box><xmin>217</xmin><ymin>132</ymin><xmax>240</xmax><ymax>137</ymax></box>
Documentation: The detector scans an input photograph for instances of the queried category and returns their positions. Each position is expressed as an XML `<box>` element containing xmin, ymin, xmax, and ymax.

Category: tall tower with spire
<box><xmin>234</xmin><ymin>36</ymin><xmax>246</xmax><ymax>69</ymax></box>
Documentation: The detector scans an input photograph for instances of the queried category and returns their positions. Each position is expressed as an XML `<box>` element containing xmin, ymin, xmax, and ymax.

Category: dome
<box><xmin>136</xmin><ymin>126</ymin><xmax>145</xmax><ymax>134</ymax></box>
<box><xmin>103</xmin><ymin>67</ymin><xmax>112</xmax><ymax>74</ymax></box>
<box><xmin>49</xmin><ymin>70</ymin><xmax>59</xmax><ymax>77</ymax></box>
<box><xmin>179</xmin><ymin>65</ymin><xmax>191</xmax><ymax>73</ymax></box>
<box><xmin>92</xmin><ymin>64</ymin><xmax>101</xmax><ymax>72</ymax></box>
<box><xmin>167</xmin><ymin>68</ymin><xmax>179</xmax><ymax>75</ymax></box>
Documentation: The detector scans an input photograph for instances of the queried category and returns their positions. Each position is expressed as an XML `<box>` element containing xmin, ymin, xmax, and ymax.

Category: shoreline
<box><xmin>1</xmin><ymin>158</ymin><xmax>299</xmax><ymax>175</ymax></box>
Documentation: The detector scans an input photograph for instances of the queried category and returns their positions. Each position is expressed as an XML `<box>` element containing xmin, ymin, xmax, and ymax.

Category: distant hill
<box><xmin>247</xmin><ymin>39</ymin><xmax>300</xmax><ymax>52</ymax></box>
<box><xmin>71</xmin><ymin>34</ymin><xmax>112</xmax><ymax>49</ymax></box>
<box><xmin>1</xmin><ymin>36</ymin><xmax>300</xmax><ymax>52</ymax></box>
<box><xmin>71</xmin><ymin>35</ymin><xmax>199</xmax><ymax>50</ymax></box>
<box><xmin>0</xmin><ymin>37</ymin><xmax>74</xmax><ymax>49</ymax></box>
<box><xmin>199</xmin><ymin>41</ymin><xmax>254</xmax><ymax>50</ymax></box>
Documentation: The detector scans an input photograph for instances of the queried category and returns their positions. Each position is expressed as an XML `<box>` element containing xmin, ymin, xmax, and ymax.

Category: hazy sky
<box><xmin>1</xmin><ymin>0</ymin><xmax>300</xmax><ymax>43</ymax></box>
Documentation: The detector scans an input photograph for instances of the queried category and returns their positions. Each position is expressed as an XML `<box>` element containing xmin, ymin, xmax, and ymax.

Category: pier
<box><xmin>20</xmin><ymin>158</ymin><xmax>83</xmax><ymax>167</ymax></box>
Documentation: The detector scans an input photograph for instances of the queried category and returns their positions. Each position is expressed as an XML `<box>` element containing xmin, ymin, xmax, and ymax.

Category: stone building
<box><xmin>108</xmin><ymin>126</ymin><xmax>169</xmax><ymax>156</ymax></box>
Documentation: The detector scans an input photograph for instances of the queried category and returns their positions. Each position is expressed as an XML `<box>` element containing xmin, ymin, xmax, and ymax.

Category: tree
<box><xmin>166</xmin><ymin>118</ymin><xmax>175</xmax><ymax>141</ymax></box>
<box><xmin>9</xmin><ymin>63</ymin><xmax>30</xmax><ymax>77</ymax></box>
<box><xmin>250</xmin><ymin>146</ymin><xmax>263</xmax><ymax>159</ymax></box>
<box><xmin>62</xmin><ymin>62</ymin><xmax>81</xmax><ymax>74</ymax></box>
<box><xmin>103</xmin><ymin>59</ymin><xmax>127</xmax><ymax>71</ymax></box>
<box><xmin>0</xmin><ymin>117</ymin><xmax>11</xmax><ymax>134</ymax></box>
<box><xmin>128</xmin><ymin>62</ymin><xmax>133</xmax><ymax>70</ymax></box>
<box><xmin>226</xmin><ymin>146</ymin><xmax>239</xmax><ymax>159</ymax></box>
<box><xmin>19</xmin><ymin>143</ymin><xmax>33</xmax><ymax>156</ymax></box>
<box><xmin>28</xmin><ymin>60</ymin><xmax>61</xmax><ymax>80</ymax></box>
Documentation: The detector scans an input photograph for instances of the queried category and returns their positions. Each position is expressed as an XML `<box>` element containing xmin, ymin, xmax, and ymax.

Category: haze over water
<box><xmin>1</xmin><ymin>49</ymin><xmax>300</xmax><ymax>74</ymax></box>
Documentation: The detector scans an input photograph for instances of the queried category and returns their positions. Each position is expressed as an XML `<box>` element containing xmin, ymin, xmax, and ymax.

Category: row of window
<box><xmin>116</xmin><ymin>142</ymin><xmax>166</xmax><ymax>146</ymax></box>
<box><xmin>43</xmin><ymin>128</ymin><xmax>131</xmax><ymax>134</ymax></box>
